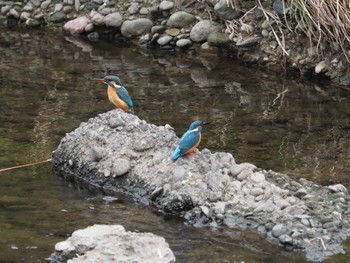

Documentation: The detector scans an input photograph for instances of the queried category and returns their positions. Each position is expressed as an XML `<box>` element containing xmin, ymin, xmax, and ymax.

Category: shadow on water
<box><xmin>1</xmin><ymin>26</ymin><xmax>350</xmax><ymax>262</ymax></box>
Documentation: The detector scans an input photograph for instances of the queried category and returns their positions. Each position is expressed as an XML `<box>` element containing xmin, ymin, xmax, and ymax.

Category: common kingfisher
<box><xmin>171</xmin><ymin>120</ymin><xmax>209</xmax><ymax>161</ymax></box>
<box><xmin>94</xmin><ymin>75</ymin><xmax>135</xmax><ymax>114</ymax></box>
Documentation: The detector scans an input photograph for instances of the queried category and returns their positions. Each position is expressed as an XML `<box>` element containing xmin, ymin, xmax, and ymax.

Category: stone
<box><xmin>30</xmin><ymin>0</ymin><xmax>41</xmax><ymax>7</ymax></box>
<box><xmin>176</xmin><ymin>39</ymin><xmax>191</xmax><ymax>48</ymax></box>
<box><xmin>23</xmin><ymin>3</ymin><xmax>33</xmax><ymax>12</ymax></box>
<box><xmin>207</xmin><ymin>32</ymin><xmax>230</xmax><ymax>46</ymax></box>
<box><xmin>166</xmin><ymin>28</ymin><xmax>180</xmax><ymax>36</ymax></box>
<box><xmin>167</xmin><ymin>11</ymin><xmax>195</xmax><ymax>28</ymax></box>
<box><xmin>54</xmin><ymin>3</ymin><xmax>63</xmax><ymax>12</ymax></box>
<box><xmin>328</xmin><ymin>184</ymin><xmax>348</xmax><ymax>193</ymax></box>
<box><xmin>139</xmin><ymin>7</ymin><xmax>149</xmax><ymax>15</ymax></box>
<box><xmin>250</xmin><ymin>172</ymin><xmax>265</xmax><ymax>183</ymax></box>
<box><xmin>128</xmin><ymin>2</ymin><xmax>139</xmax><ymax>14</ymax></box>
<box><xmin>272</xmin><ymin>224</ymin><xmax>288</xmax><ymax>238</ymax></box>
<box><xmin>104</xmin><ymin>12</ymin><xmax>122</xmax><ymax>27</ymax></box>
<box><xmin>151</xmin><ymin>25</ymin><xmax>166</xmax><ymax>34</ymax></box>
<box><xmin>113</xmin><ymin>158</ymin><xmax>130</xmax><ymax>177</ymax></box>
<box><xmin>157</xmin><ymin>35</ymin><xmax>173</xmax><ymax>46</ymax></box>
<box><xmin>160</xmin><ymin>0</ymin><xmax>174</xmax><ymax>11</ymax></box>
<box><xmin>190</xmin><ymin>20</ymin><xmax>219</xmax><ymax>43</ymax></box>
<box><xmin>315</xmin><ymin>60</ymin><xmax>327</xmax><ymax>74</ymax></box>
<box><xmin>63</xmin><ymin>16</ymin><xmax>89</xmax><ymax>34</ymax></box>
<box><xmin>91</xmin><ymin>13</ymin><xmax>105</xmax><ymax>26</ymax></box>
<box><xmin>20</xmin><ymin>12</ymin><xmax>31</xmax><ymax>21</ymax></box>
<box><xmin>279</xmin><ymin>234</ymin><xmax>292</xmax><ymax>245</ymax></box>
<box><xmin>214</xmin><ymin>0</ymin><xmax>240</xmax><ymax>20</ymax></box>
<box><xmin>51</xmin><ymin>224</ymin><xmax>176</xmax><ymax>262</ymax></box>
<box><xmin>9</xmin><ymin>8</ymin><xmax>20</xmax><ymax>19</ymax></box>
<box><xmin>74</xmin><ymin>0</ymin><xmax>80</xmax><ymax>11</ymax></box>
<box><xmin>121</xmin><ymin>18</ymin><xmax>153</xmax><ymax>38</ymax></box>
<box><xmin>1</xmin><ymin>6</ymin><xmax>10</xmax><ymax>15</ymax></box>
<box><xmin>49</xmin><ymin>11</ymin><xmax>66</xmax><ymax>23</ymax></box>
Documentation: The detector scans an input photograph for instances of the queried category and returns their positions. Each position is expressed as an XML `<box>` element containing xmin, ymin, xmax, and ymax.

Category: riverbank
<box><xmin>1</xmin><ymin>0</ymin><xmax>350</xmax><ymax>85</ymax></box>
<box><xmin>53</xmin><ymin>110</ymin><xmax>350</xmax><ymax>262</ymax></box>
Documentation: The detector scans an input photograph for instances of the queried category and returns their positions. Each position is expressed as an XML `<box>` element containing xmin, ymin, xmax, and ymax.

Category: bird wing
<box><xmin>116</xmin><ymin>87</ymin><xmax>134</xmax><ymax>113</ymax></box>
<box><xmin>178</xmin><ymin>130</ymin><xmax>200</xmax><ymax>154</ymax></box>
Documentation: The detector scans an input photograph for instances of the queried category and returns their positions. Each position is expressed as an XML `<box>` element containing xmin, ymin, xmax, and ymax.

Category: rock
<box><xmin>63</xmin><ymin>16</ymin><xmax>89</xmax><ymax>35</ymax></box>
<box><xmin>157</xmin><ymin>35</ymin><xmax>173</xmax><ymax>46</ymax></box>
<box><xmin>236</xmin><ymin>168</ymin><xmax>252</xmax><ymax>181</ymax></box>
<box><xmin>74</xmin><ymin>0</ymin><xmax>80</xmax><ymax>11</ymax></box>
<box><xmin>51</xmin><ymin>224</ymin><xmax>175</xmax><ymax>263</ymax></box>
<box><xmin>30</xmin><ymin>0</ymin><xmax>41</xmax><ymax>7</ymax></box>
<box><xmin>91</xmin><ymin>13</ymin><xmax>105</xmax><ymax>26</ymax></box>
<box><xmin>9</xmin><ymin>8</ymin><xmax>20</xmax><ymax>19</ymax></box>
<box><xmin>104</xmin><ymin>12</ymin><xmax>122</xmax><ymax>28</ymax></box>
<box><xmin>207</xmin><ymin>32</ymin><xmax>230</xmax><ymax>46</ymax></box>
<box><xmin>250</xmin><ymin>172</ymin><xmax>265</xmax><ymax>183</ymax></box>
<box><xmin>190</xmin><ymin>20</ymin><xmax>220</xmax><ymax>43</ymax></box>
<box><xmin>151</xmin><ymin>26</ymin><xmax>166</xmax><ymax>34</ymax></box>
<box><xmin>54</xmin><ymin>3</ymin><xmax>63</xmax><ymax>12</ymax></box>
<box><xmin>272</xmin><ymin>223</ymin><xmax>288</xmax><ymax>238</ymax></box>
<box><xmin>113</xmin><ymin>158</ymin><xmax>130</xmax><ymax>177</ymax></box>
<box><xmin>176</xmin><ymin>39</ymin><xmax>191</xmax><ymax>48</ymax></box>
<box><xmin>139</xmin><ymin>7</ymin><xmax>149</xmax><ymax>15</ymax></box>
<box><xmin>167</xmin><ymin>11</ymin><xmax>195</xmax><ymax>28</ymax></box>
<box><xmin>128</xmin><ymin>2</ymin><xmax>139</xmax><ymax>15</ymax></box>
<box><xmin>328</xmin><ymin>184</ymin><xmax>348</xmax><ymax>193</ymax></box>
<box><xmin>49</xmin><ymin>11</ymin><xmax>66</xmax><ymax>23</ymax></box>
<box><xmin>166</xmin><ymin>28</ymin><xmax>180</xmax><ymax>36</ymax></box>
<box><xmin>279</xmin><ymin>234</ymin><xmax>292</xmax><ymax>245</ymax></box>
<box><xmin>121</xmin><ymin>18</ymin><xmax>153</xmax><ymax>38</ymax></box>
<box><xmin>230</xmin><ymin>162</ymin><xmax>257</xmax><ymax>177</ymax></box>
<box><xmin>160</xmin><ymin>0</ymin><xmax>174</xmax><ymax>11</ymax></box>
<box><xmin>315</xmin><ymin>60</ymin><xmax>327</xmax><ymax>74</ymax></box>
<box><xmin>20</xmin><ymin>12</ymin><xmax>31</xmax><ymax>21</ymax></box>
<box><xmin>214</xmin><ymin>0</ymin><xmax>240</xmax><ymax>20</ymax></box>
<box><xmin>1</xmin><ymin>6</ymin><xmax>10</xmax><ymax>15</ymax></box>
<box><xmin>52</xmin><ymin>110</ymin><xmax>350</xmax><ymax>262</ymax></box>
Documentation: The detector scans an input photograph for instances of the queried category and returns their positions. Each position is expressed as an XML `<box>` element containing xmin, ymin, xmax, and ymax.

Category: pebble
<box><xmin>113</xmin><ymin>158</ymin><xmax>130</xmax><ymax>177</ymax></box>
<box><xmin>159</xmin><ymin>0</ymin><xmax>174</xmax><ymax>11</ymax></box>
<box><xmin>157</xmin><ymin>35</ymin><xmax>173</xmax><ymax>46</ymax></box>
<box><xmin>176</xmin><ymin>39</ymin><xmax>191</xmax><ymax>48</ymax></box>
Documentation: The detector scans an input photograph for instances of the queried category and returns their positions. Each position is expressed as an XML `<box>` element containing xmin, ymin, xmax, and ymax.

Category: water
<box><xmin>1</xmin><ymin>26</ymin><xmax>350</xmax><ymax>262</ymax></box>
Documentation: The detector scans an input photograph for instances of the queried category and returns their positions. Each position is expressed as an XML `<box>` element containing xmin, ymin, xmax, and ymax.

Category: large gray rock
<box><xmin>51</xmin><ymin>224</ymin><xmax>175</xmax><ymax>263</ymax></box>
<box><xmin>166</xmin><ymin>11</ymin><xmax>195</xmax><ymax>28</ymax></box>
<box><xmin>53</xmin><ymin>110</ymin><xmax>350</xmax><ymax>262</ymax></box>
<box><xmin>121</xmin><ymin>18</ymin><xmax>153</xmax><ymax>38</ymax></box>
<box><xmin>190</xmin><ymin>20</ymin><xmax>220</xmax><ymax>42</ymax></box>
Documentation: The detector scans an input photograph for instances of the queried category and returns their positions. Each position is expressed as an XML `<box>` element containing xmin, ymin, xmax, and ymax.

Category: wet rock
<box><xmin>315</xmin><ymin>60</ymin><xmax>327</xmax><ymax>74</ymax></box>
<box><xmin>104</xmin><ymin>12</ymin><xmax>122</xmax><ymax>28</ymax></box>
<box><xmin>53</xmin><ymin>110</ymin><xmax>350</xmax><ymax>262</ymax></box>
<box><xmin>9</xmin><ymin>8</ymin><xmax>19</xmax><ymax>19</ymax></box>
<box><xmin>160</xmin><ymin>1</ymin><xmax>174</xmax><ymax>11</ymax></box>
<box><xmin>151</xmin><ymin>25</ymin><xmax>166</xmax><ymax>34</ymax></box>
<box><xmin>166</xmin><ymin>11</ymin><xmax>195</xmax><ymax>28</ymax></box>
<box><xmin>190</xmin><ymin>20</ymin><xmax>219</xmax><ymax>43</ymax></box>
<box><xmin>113</xmin><ymin>158</ymin><xmax>130</xmax><ymax>177</ymax></box>
<box><xmin>176</xmin><ymin>39</ymin><xmax>191</xmax><ymax>48</ymax></box>
<box><xmin>91</xmin><ymin>12</ymin><xmax>104</xmax><ymax>26</ymax></box>
<box><xmin>51</xmin><ymin>224</ymin><xmax>175</xmax><ymax>263</ymax></box>
<box><xmin>214</xmin><ymin>0</ymin><xmax>240</xmax><ymax>20</ymax></box>
<box><xmin>272</xmin><ymin>223</ymin><xmax>288</xmax><ymax>238</ymax></box>
<box><xmin>128</xmin><ymin>2</ymin><xmax>139</xmax><ymax>15</ymax></box>
<box><xmin>157</xmin><ymin>35</ymin><xmax>173</xmax><ymax>46</ymax></box>
<box><xmin>121</xmin><ymin>18</ymin><xmax>153</xmax><ymax>38</ymax></box>
<box><xmin>49</xmin><ymin>11</ymin><xmax>66</xmax><ymax>23</ymax></box>
<box><xmin>63</xmin><ymin>16</ymin><xmax>89</xmax><ymax>35</ymax></box>
<box><xmin>166</xmin><ymin>28</ymin><xmax>180</xmax><ymax>36</ymax></box>
<box><xmin>207</xmin><ymin>32</ymin><xmax>230</xmax><ymax>46</ymax></box>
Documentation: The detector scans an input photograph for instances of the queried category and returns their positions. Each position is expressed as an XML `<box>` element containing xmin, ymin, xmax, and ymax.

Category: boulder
<box><xmin>166</xmin><ymin>11</ymin><xmax>195</xmax><ymax>28</ymax></box>
<box><xmin>63</xmin><ymin>16</ymin><xmax>89</xmax><ymax>35</ymax></box>
<box><xmin>121</xmin><ymin>18</ymin><xmax>153</xmax><ymax>38</ymax></box>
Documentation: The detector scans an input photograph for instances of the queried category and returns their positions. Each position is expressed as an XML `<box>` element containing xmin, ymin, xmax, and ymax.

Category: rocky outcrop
<box><xmin>1</xmin><ymin>0</ymin><xmax>350</xmax><ymax>84</ymax></box>
<box><xmin>50</xmin><ymin>224</ymin><xmax>175</xmax><ymax>263</ymax></box>
<box><xmin>53</xmin><ymin>110</ymin><xmax>350</xmax><ymax>262</ymax></box>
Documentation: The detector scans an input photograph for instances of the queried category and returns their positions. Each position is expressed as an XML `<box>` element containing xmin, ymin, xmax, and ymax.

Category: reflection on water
<box><xmin>1</xmin><ymin>26</ymin><xmax>350</xmax><ymax>262</ymax></box>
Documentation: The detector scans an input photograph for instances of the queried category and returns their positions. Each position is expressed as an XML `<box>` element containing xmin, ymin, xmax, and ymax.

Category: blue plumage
<box><xmin>171</xmin><ymin>120</ymin><xmax>208</xmax><ymax>161</ymax></box>
<box><xmin>95</xmin><ymin>75</ymin><xmax>134</xmax><ymax>114</ymax></box>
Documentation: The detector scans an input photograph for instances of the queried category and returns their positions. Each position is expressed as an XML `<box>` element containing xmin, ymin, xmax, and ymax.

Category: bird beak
<box><xmin>92</xmin><ymin>78</ymin><xmax>105</xmax><ymax>83</ymax></box>
<box><xmin>202</xmin><ymin>122</ymin><xmax>211</xmax><ymax>126</ymax></box>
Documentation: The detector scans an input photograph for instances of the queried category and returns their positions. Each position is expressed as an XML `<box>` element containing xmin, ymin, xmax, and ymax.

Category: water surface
<box><xmin>1</xmin><ymin>26</ymin><xmax>350</xmax><ymax>262</ymax></box>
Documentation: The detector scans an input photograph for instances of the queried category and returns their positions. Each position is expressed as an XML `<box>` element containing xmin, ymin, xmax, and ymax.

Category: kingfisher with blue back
<box><xmin>94</xmin><ymin>75</ymin><xmax>135</xmax><ymax>114</ymax></box>
<box><xmin>171</xmin><ymin>120</ymin><xmax>210</xmax><ymax>161</ymax></box>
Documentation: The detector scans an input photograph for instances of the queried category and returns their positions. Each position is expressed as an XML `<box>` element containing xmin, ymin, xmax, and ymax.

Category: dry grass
<box><xmin>226</xmin><ymin>0</ymin><xmax>350</xmax><ymax>61</ymax></box>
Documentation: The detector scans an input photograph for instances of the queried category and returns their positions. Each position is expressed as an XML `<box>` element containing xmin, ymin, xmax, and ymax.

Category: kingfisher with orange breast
<box><xmin>94</xmin><ymin>75</ymin><xmax>134</xmax><ymax>114</ymax></box>
<box><xmin>171</xmin><ymin>120</ymin><xmax>209</xmax><ymax>161</ymax></box>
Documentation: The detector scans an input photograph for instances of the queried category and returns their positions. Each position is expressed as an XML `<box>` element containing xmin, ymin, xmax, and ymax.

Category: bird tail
<box><xmin>170</xmin><ymin>147</ymin><xmax>181</xmax><ymax>161</ymax></box>
<box><xmin>131</xmin><ymin>107</ymin><xmax>135</xmax><ymax>114</ymax></box>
